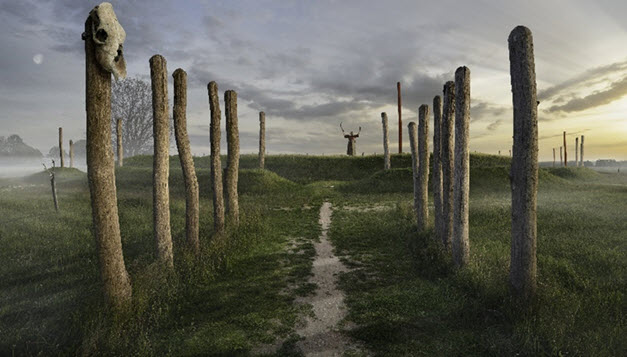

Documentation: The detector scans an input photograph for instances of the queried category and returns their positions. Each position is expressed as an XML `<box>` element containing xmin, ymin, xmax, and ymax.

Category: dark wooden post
<box><xmin>69</xmin><ymin>140</ymin><xmax>74</xmax><ymax>168</ymax></box>
<box><xmin>409</xmin><ymin>121</ymin><xmax>420</xmax><ymax>224</ymax></box>
<box><xmin>259</xmin><ymin>111</ymin><xmax>266</xmax><ymax>169</ymax></box>
<box><xmin>433</xmin><ymin>96</ymin><xmax>443</xmax><ymax>241</ymax></box>
<box><xmin>225</xmin><ymin>90</ymin><xmax>240</xmax><ymax>226</ymax></box>
<box><xmin>59</xmin><ymin>127</ymin><xmax>64</xmax><ymax>168</ymax></box>
<box><xmin>417</xmin><ymin>105</ymin><xmax>430</xmax><ymax>231</ymax></box>
<box><xmin>208</xmin><ymin>82</ymin><xmax>225</xmax><ymax>234</ymax></box>
<box><xmin>452</xmin><ymin>67</ymin><xmax>470</xmax><ymax>267</ymax></box>
<box><xmin>509</xmin><ymin>25</ymin><xmax>538</xmax><ymax>300</ymax></box>
<box><xmin>382</xmin><ymin>112</ymin><xmax>391</xmax><ymax>170</ymax></box>
<box><xmin>441</xmin><ymin>81</ymin><xmax>455</xmax><ymax>249</ymax></box>
<box><xmin>173</xmin><ymin>68</ymin><xmax>199</xmax><ymax>253</ymax></box>
<box><xmin>553</xmin><ymin>148</ymin><xmax>556</xmax><ymax>167</ymax></box>
<box><xmin>580</xmin><ymin>135</ymin><xmax>584</xmax><ymax>166</ymax></box>
<box><xmin>575</xmin><ymin>137</ymin><xmax>579</xmax><ymax>167</ymax></box>
<box><xmin>397</xmin><ymin>81</ymin><xmax>402</xmax><ymax>153</ymax></box>
<box><xmin>563</xmin><ymin>131</ymin><xmax>568</xmax><ymax>167</ymax></box>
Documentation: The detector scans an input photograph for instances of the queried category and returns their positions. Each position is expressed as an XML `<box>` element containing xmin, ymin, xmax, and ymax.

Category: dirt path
<box><xmin>295</xmin><ymin>201</ymin><xmax>361</xmax><ymax>356</ymax></box>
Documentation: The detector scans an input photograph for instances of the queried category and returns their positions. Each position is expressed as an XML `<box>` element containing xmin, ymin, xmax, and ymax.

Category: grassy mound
<box><xmin>545</xmin><ymin>167</ymin><xmax>601</xmax><ymax>181</ymax></box>
<box><xmin>339</xmin><ymin>168</ymin><xmax>414</xmax><ymax>193</ymax></box>
<box><xmin>238</xmin><ymin>169</ymin><xmax>299</xmax><ymax>195</ymax></box>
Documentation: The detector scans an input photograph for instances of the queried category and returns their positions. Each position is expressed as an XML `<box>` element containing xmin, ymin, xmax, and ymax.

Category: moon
<box><xmin>33</xmin><ymin>54</ymin><xmax>43</xmax><ymax>65</ymax></box>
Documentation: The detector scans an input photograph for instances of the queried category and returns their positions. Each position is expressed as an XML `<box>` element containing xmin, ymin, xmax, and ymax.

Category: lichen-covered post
<box><xmin>259</xmin><ymin>111</ymin><xmax>266</xmax><ymax>169</ymax></box>
<box><xmin>397</xmin><ymin>81</ymin><xmax>402</xmax><ymax>153</ymax></box>
<box><xmin>381</xmin><ymin>112</ymin><xmax>390</xmax><ymax>170</ymax></box>
<box><xmin>441</xmin><ymin>81</ymin><xmax>455</xmax><ymax>249</ymax></box>
<box><xmin>59</xmin><ymin>127</ymin><xmax>64</xmax><ymax>168</ymax></box>
<box><xmin>563</xmin><ymin>131</ymin><xmax>568</xmax><ymax>167</ymax></box>
<box><xmin>580</xmin><ymin>135</ymin><xmax>584</xmax><ymax>166</ymax></box>
<box><xmin>508</xmin><ymin>25</ymin><xmax>538</xmax><ymax>299</ymax></box>
<box><xmin>116</xmin><ymin>118</ymin><xmax>123</xmax><ymax>167</ymax></box>
<box><xmin>225</xmin><ymin>90</ymin><xmax>240</xmax><ymax>226</ymax></box>
<box><xmin>83</xmin><ymin>2</ymin><xmax>131</xmax><ymax>307</ymax></box>
<box><xmin>417</xmin><ymin>105</ymin><xmax>430</xmax><ymax>231</ymax></box>
<box><xmin>553</xmin><ymin>148</ymin><xmax>556</xmax><ymax>167</ymax></box>
<box><xmin>208</xmin><ymin>82</ymin><xmax>225</xmax><ymax>234</ymax></box>
<box><xmin>433</xmin><ymin>96</ymin><xmax>443</xmax><ymax>241</ymax></box>
<box><xmin>408</xmin><ymin>121</ymin><xmax>420</xmax><ymax>224</ymax></box>
<box><xmin>575</xmin><ymin>137</ymin><xmax>579</xmax><ymax>167</ymax></box>
<box><xmin>173</xmin><ymin>68</ymin><xmax>199</xmax><ymax>253</ymax></box>
<box><xmin>453</xmin><ymin>66</ymin><xmax>470</xmax><ymax>268</ymax></box>
<box><xmin>69</xmin><ymin>140</ymin><xmax>74</xmax><ymax>168</ymax></box>
<box><xmin>150</xmin><ymin>54</ymin><xmax>173</xmax><ymax>267</ymax></box>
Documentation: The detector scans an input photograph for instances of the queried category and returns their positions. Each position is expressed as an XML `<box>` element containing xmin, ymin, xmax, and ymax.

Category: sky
<box><xmin>1</xmin><ymin>0</ymin><xmax>627</xmax><ymax>161</ymax></box>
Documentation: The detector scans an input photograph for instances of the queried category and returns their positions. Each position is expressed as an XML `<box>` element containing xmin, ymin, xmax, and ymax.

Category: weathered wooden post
<box><xmin>208</xmin><ymin>82</ymin><xmax>225</xmax><ymax>234</ymax></box>
<box><xmin>433</xmin><ymin>96</ymin><xmax>443</xmax><ymax>241</ymax></box>
<box><xmin>508</xmin><ymin>25</ymin><xmax>538</xmax><ymax>300</ymax></box>
<box><xmin>58</xmin><ymin>127</ymin><xmax>64</xmax><ymax>168</ymax></box>
<box><xmin>44</xmin><ymin>162</ymin><xmax>59</xmax><ymax>211</ymax></box>
<box><xmin>150</xmin><ymin>54</ymin><xmax>173</xmax><ymax>267</ymax></box>
<box><xmin>441</xmin><ymin>81</ymin><xmax>455</xmax><ymax>249</ymax></box>
<box><xmin>575</xmin><ymin>137</ymin><xmax>579</xmax><ymax>167</ymax></box>
<box><xmin>225</xmin><ymin>90</ymin><xmax>240</xmax><ymax>226</ymax></box>
<box><xmin>397</xmin><ymin>81</ymin><xmax>402</xmax><ymax>153</ymax></box>
<box><xmin>381</xmin><ymin>112</ymin><xmax>391</xmax><ymax>170</ymax></box>
<box><xmin>417</xmin><ymin>105</ymin><xmax>430</xmax><ymax>231</ymax></box>
<box><xmin>580</xmin><ymin>135</ymin><xmax>584</xmax><ymax>166</ymax></box>
<box><xmin>553</xmin><ymin>148</ymin><xmax>556</xmax><ymax>167</ymax></box>
<box><xmin>173</xmin><ymin>68</ymin><xmax>199</xmax><ymax>253</ymax></box>
<box><xmin>116</xmin><ymin>118</ymin><xmax>123</xmax><ymax>167</ymax></box>
<box><xmin>560</xmin><ymin>146</ymin><xmax>563</xmax><ymax>166</ymax></box>
<box><xmin>69</xmin><ymin>140</ymin><xmax>74</xmax><ymax>168</ymax></box>
<box><xmin>563</xmin><ymin>131</ymin><xmax>568</xmax><ymax>167</ymax></box>
<box><xmin>452</xmin><ymin>67</ymin><xmax>471</xmax><ymax>267</ymax></box>
<box><xmin>83</xmin><ymin>2</ymin><xmax>131</xmax><ymax>307</ymax></box>
<box><xmin>259</xmin><ymin>111</ymin><xmax>265</xmax><ymax>169</ymax></box>
<box><xmin>408</xmin><ymin>121</ymin><xmax>420</xmax><ymax>224</ymax></box>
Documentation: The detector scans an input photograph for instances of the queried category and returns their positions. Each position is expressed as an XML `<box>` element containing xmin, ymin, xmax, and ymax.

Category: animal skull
<box><xmin>89</xmin><ymin>2</ymin><xmax>126</xmax><ymax>80</ymax></box>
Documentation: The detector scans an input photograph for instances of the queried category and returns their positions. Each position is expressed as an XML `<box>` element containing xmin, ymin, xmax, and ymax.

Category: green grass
<box><xmin>329</xmin><ymin>165</ymin><xmax>626</xmax><ymax>356</ymax></box>
<box><xmin>0</xmin><ymin>154</ymin><xmax>624</xmax><ymax>356</ymax></box>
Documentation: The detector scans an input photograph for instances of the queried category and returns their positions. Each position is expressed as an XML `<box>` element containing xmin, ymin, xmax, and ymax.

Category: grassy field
<box><xmin>0</xmin><ymin>153</ymin><xmax>624</xmax><ymax>356</ymax></box>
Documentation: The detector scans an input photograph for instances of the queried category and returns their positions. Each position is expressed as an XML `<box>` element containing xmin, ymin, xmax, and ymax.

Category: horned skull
<box><xmin>88</xmin><ymin>2</ymin><xmax>127</xmax><ymax>80</ymax></box>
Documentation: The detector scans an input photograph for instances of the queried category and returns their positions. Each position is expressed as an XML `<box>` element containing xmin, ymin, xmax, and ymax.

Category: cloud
<box><xmin>487</xmin><ymin>119</ymin><xmax>503</xmax><ymax>131</ymax></box>
<box><xmin>546</xmin><ymin>76</ymin><xmax>627</xmax><ymax>113</ymax></box>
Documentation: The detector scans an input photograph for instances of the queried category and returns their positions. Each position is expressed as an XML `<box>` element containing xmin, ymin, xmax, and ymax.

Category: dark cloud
<box><xmin>547</xmin><ymin>76</ymin><xmax>627</xmax><ymax>113</ymax></box>
<box><xmin>487</xmin><ymin>119</ymin><xmax>503</xmax><ymax>131</ymax></box>
<box><xmin>539</xmin><ymin>60</ymin><xmax>627</xmax><ymax>101</ymax></box>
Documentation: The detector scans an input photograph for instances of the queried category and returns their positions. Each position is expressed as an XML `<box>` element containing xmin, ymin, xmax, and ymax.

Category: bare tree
<box><xmin>112</xmin><ymin>77</ymin><xmax>154</xmax><ymax>157</ymax></box>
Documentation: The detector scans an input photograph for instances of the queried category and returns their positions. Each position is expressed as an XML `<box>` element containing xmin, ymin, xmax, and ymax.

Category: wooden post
<box><xmin>575</xmin><ymin>137</ymin><xmax>579</xmax><ymax>167</ymax></box>
<box><xmin>553</xmin><ymin>148</ymin><xmax>556</xmax><ymax>167</ymax></box>
<box><xmin>508</xmin><ymin>25</ymin><xmax>538</xmax><ymax>299</ymax></box>
<box><xmin>44</xmin><ymin>162</ymin><xmax>59</xmax><ymax>212</ymax></box>
<box><xmin>381</xmin><ymin>112</ymin><xmax>390</xmax><ymax>170</ymax></box>
<box><xmin>560</xmin><ymin>146</ymin><xmax>563</xmax><ymax>166</ymax></box>
<box><xmin>452</xmin><ymin>66</ymin><xmax>470</xmax><ymax>267</ymax></box>
<box><xmin>83</xmin><ymin>4</ymin><xmax>131</xmax><ymax>307</ymax></box>
<box><xmin>150</xmin><ymin>54</ymin><xmax>173</xmax><ymax>267</ymax></box>
<box><xmin>173</xmin><ymin>68</ymin><xmax>199</xmax><ymax>253</ymax></box>
<box><xmin>397</xmin><ymin>81</ymin><xmax>402</xmax><ymax>153</ymax></box>
<box><xmin>441</xmin><ymin>81</ymin><xmax>455</xmax><ymax>249</ymax></box>
<box><xmin>208</xmin><ymin>82</ymin><xmax>225</xmax><ymax>234</ymax></box>
<box><xmin>59</xmin><ymin>127</ymin><xmax>64</xmax><ymax>168</ymax></box>
<box><xmin>408</xmin><ymin>121</ymin><xmax>420</xmax><ymax>225</ymax></box>
<box><xmin>69</xmin><ymin>140</ymin><xmax>74</xmax><ymax>168</ymax></box>
<box><xmin>433</xmin><ymin>96</ymin><xmax>443</xmax><ymax>241</ymax></box>
<box><xmin>259</xmin><ymin>111</ymin><xmax>265</xmax><ymax>169</ymax></box>
<box><xmin>580</xmin><ymin>135</ymin><xmax>584</xmax><ymax>166</ymax></box>
<box><xmin>116</xmin><ymin>118</ymin><xmax>123</xmax><ymax>167</ymax></box>
<box><xmin>563</xmin><ymin>131</ymin><xmax>568</xmax><ymax>167</ymax></box>
<box><xmin>417</xmin><ymin>104</ymin><xmax>430</xmax><ymax>231</ymax></box>
<box><xmin>225</xmin><ymin>90</ymin><xmax>240</xmax><ymax>226</ymax></box>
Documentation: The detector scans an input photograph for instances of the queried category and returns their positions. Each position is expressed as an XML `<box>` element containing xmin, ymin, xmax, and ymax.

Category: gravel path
<box><xmin>295</xmin><ymin>201</ymin><xmax>360</xmax><ymax>356</ymax></box>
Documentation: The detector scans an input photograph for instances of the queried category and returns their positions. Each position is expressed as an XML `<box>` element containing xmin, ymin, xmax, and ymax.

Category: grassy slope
<box><xmin>0</xmin><ymin>153</ymin><xmax>624</xmax><ymax>355</ymax></box>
